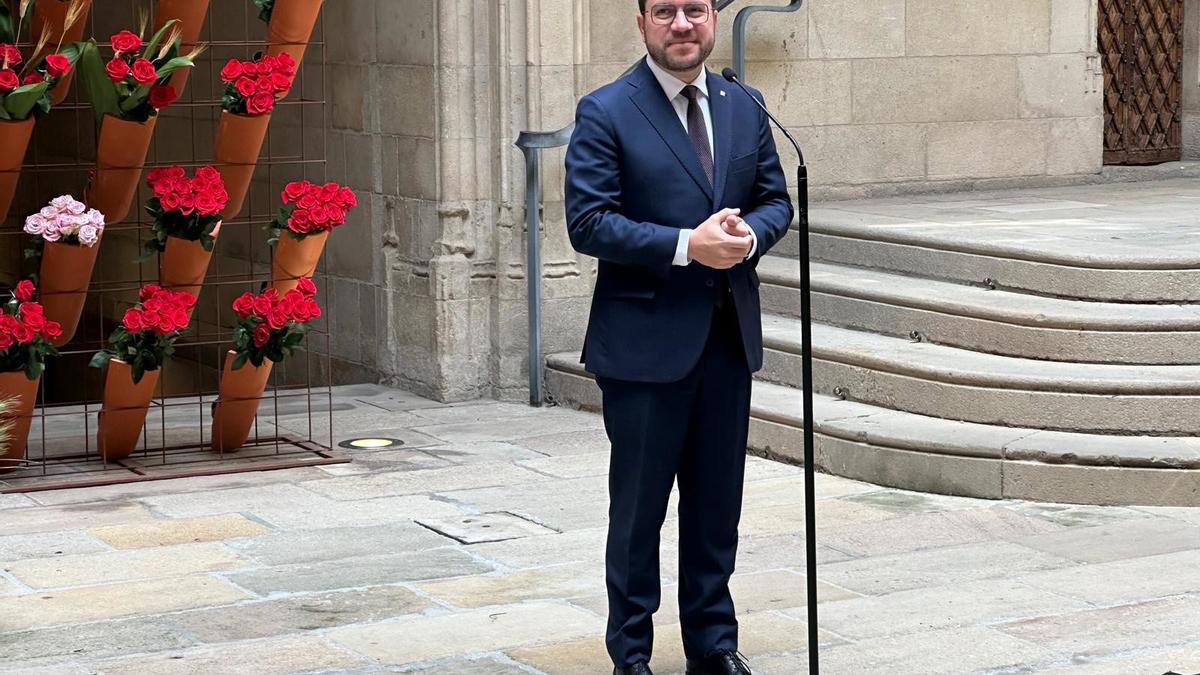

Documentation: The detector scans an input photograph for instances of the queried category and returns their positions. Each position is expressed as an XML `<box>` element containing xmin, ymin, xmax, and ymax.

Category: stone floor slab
<box><xmin>89</xmin><ymin>514</ymin><xmax>271</xmax><ymax>549</ymax></box>
<box><xmin>0</xmin><ymin>616</ymin><xmax>195</xmax><ymax>665</ymax></box>
<box><xmin>1035</xmin><ymin>643</ymin><xmax>1200</xmax><ymax>674</ymax></box>
<box><xmin>0</xmin><ymin>575</ymin><xmax>250</xmax><ymax>631</ymax></box>
<box><xmin>89</xmin><ymin>634</ymin><xmax>368</xmax><ymax>675</ymax></box>
<box><xmin>816</xmin><ymin>626</ymin><xmax>1054</xmax><ymax>675</ymax></box>
<box><xmin>298</xmin><ymin>461</ymin><xmax>552</xmax><ymax>501</ymax></box>
<box><xmin>327</xmin><ymin>602</ymin><xmax>604</xmax><ymax>664</ymax></box>
<box><xmin>997</xmin><ymin>595</ymin><xmax>1200</xmax><ymax>659</ymax></box>
<box><xmin>0</xmin><ymin>502</ymin><xmax>157</xmax><ymax>537</ymax></box>
<box><xmin>818</xmin><ymin>505</ymin><xmax>1065</xmax><ymax>557</ymax></box>
<box><xmin>224</xmin><ymin>523</ymin><xmax>451</xmax><ymax>566</ymax></box>
<box><xmin>222</xmin><ymin>547</ymin><xmax>490</xmax><ymax>596</ymax></box>
<box><xmin>416</xmin><ymin>511</ymin><xmax>558</xmax><ymax>544</ymax></box>
<box><xmin>415</xmin><ymin>562</ymin><xmax>605</xmax><ymax>609</ymax></box>
<box><xmin>1014</xmin><ymin>516</ymin><xmax>1200</xmax><ymax>563</ymax></box>
<box><xmin>4</xmin><ymin>542</ymin><xmax>247</xmax><ymax>590</ymax></box>
<box><xmin>0</xmin><ymin>530</ymin><xmax>110</xmax><ymax>563</ymax></box>
<box><xmin>1017</xmin><ymin>549</ymin><xmax>1200</xmax><ymax>606</ymax></box>
<box><xmin>169</xmin><ymin>585</ymin><xmax>433</xmax><ymax>643</ymax></box>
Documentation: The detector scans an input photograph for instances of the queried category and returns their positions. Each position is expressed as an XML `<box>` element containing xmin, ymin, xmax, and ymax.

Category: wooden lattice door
<box><xmin>1100</xmin><ymin>0</ymin><xmax>1185</xmax><ymax>164</ymax></box>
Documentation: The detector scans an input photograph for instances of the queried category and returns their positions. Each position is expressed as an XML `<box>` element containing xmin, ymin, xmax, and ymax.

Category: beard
<box><xmin>646</xmin><ymin>33</ymin><xmax>715</xmax><ymax>75</ymax></box>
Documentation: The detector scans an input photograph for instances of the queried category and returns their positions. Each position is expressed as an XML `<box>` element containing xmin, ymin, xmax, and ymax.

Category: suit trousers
<box><xmin>597</xmin><ymin>301</ymin><xmax>752</xmax><ymax>668</ymax></box>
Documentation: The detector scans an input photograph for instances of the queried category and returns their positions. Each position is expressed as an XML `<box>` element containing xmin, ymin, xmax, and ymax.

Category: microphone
<box><xmin>721</xmin><ymin>68</ymin><xmax>804</xmax><ymax>166</ymax></box>
<box><xmin>722</xmin><ymin>66</ymin><xmax>818</xmax><ymax>675</ymax></box>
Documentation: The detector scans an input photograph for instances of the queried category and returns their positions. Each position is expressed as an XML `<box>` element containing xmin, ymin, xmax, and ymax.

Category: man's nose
<box><xmin>670</xmin><ymin>8</ymin><xmax>693</xmax><ymax>31</ymax></box>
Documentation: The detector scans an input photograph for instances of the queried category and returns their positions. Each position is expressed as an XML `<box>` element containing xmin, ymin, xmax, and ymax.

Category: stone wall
<box><xmin>1185</xmin><ymin>0</ymin><xmax>1200</xmax><ymax>159</ymax></box>
<box><xmin>317</xmin><ymin>0</ymin><xmax>1115</xmax><ymax>402</ymax></box>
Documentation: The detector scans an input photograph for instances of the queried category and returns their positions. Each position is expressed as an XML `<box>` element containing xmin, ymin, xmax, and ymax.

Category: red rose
<box><xmin>219</xmin><ymin>59</ymin><xmax>243</xmax><ymax>83</ymax></box>
<box><xmin>254</xmin><ymin>60</ymin><xmax>273</xmax><ymax>76</ymax></box>
<box><xmin>267</xmin><ymin>308</ymin><xmax>287</xmax><ymax>330</ymax></box>
<box><xmin>336</xmin><ymin>187</ymin><xmax>358</xmax><ymax>209</ymax></box>
<box><xmin>2</xmin><ymin>44</ymin><xmax>22</xmax><ymax>67</ymax></box>
<box><xmin>252</xmin><ymin>322</ymin><xmax>272</xmax><ymax>348</ymax></box>
<box><xmin>131</xmin><ymin>58</ymin><xmax>157</xmax><ymax>86</ymax></box>
<box><xmin>269</xmin><ymin>71</ymin><xmax>291</xmax><ymax>94</ymax></box>
<box><xmin>14</xmin><ymin>280</ymin><xmax>35</xmax><ymax>303</ymax></box>
<box><xmin>110</xmin><ymin>30</ymin><xmax>143</xmax><ymax>55</ymax></box>
<box><xmin>20</xmin><ymin>301</ymin><xmax>42</xmax><ymax>317</ymax></box>
<box><xmin>140</xmin><ymin>284</ymin><xmax>162</xmax><ymax>301</ymax></box>
<box><xmin>296</xmin><ymin>277</ymin><xmax>317</xmax><ymax>297</ymax></box>
<box><xmin>42</xmin><ymin>321</ymin><xmax>62</xmax><ymax>340</ymax></box>
<box><xmin>247</xmin><ymin>92</ymin><xmax>274</xmax><ymax>115</ymax></box>
<box><xmin>287</xmin><ymin>211</ymin><xmax>312</xmax><ymax>234</ymax></box>
<box><xmin>12</xmin><ymin>323</ymin><xmax>34</xmax><ymax>344</ymax></box>
<box><xmin>274</xmin><ymin>52</ymin><xmax>296</xmax><ymax>75</ymax></box>
<box><xmin>232</xmin><ymin>293</ymin><xmax>255</xmax><ymax>318</ymax></box>
<box><xmin>235</xmin><ymin>77</ymin><xmax>256</xmax><ymax>98</ymax></box>
<box><xmin>195</xmin><ymin>191</ymin><xmax>220</xmax><ymax>216</ymax></box>
<box><xmin>296</xmin><ymin>193</ymin><xmax>320</xmax><ymax>211</ymax></box>
<box><xmin>22</xmin><ymin>72</ymin><xmax>44</xmax><ymax>85</ymax></box>
<box><xmin>307</xmin><ymin>300</ymin><xmax>322</xmax><ymax>320</ymax></box>
<box><xmin>105</xmin><ymin>57</ymin><xmax>131</xmax><ymax>83</ymax></box>
<box><xmin>251</xmin><ymin>295</ymin><xmax>273</xmax><ymax>318</ymax></box>
<box><xmin>160</xmin><ymin>191</ymin><xmax>181</xmax><ymax>212</ymax></box>
<box><xmin>254</xmin><ymin>76</ymin><xmax>274</xmax><ymax>95</ymax></box>
<box><xmin>122</xmin><ymin>309</ymin><xmax>144</xmax><ymax>332</ymax></box>
<box><xmin>21</xmin><ymin>309</ymin><xmax>45</xmax><ymax>331</ymax></box>
<box><xmin>0</xmin><ymin>69</ymin><xmax>18</xmax><ymax>92</ymax></box>
<box><xmin>148</xmin><ymin>84</ymin><xmax>177</xmax><ymax>109</ymax></box>
<box><xmin>282</xmin><ymin>181</ymin><xmax>308</xmax><ymax>204</ymax></box>
<box><xmin>195</xmin><ymin>166</ymin><xmax>222</xmax><ymax>186</ymax></box>
<box><xmin>177</xmin><ymin>193</ymin><xmax>196</xmax><ymax>216</ymax></box>
<box><xmin>44</xmin><ymin>54</ymin><xmax>71</xmax><ymax>78</ymax></box>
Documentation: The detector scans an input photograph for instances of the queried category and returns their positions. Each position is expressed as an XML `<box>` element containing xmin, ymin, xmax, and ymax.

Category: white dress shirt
<box><xmin>645</xmin><ymin>57</ymin><xmax>757</xmax><ymax>267</ymax></box>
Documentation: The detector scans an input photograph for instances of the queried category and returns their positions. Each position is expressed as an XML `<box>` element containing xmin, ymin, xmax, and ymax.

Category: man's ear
<box><xmin>636</xmin><ymin>12</ymin><xmax>645</xmax><ymax>38</ymax></box>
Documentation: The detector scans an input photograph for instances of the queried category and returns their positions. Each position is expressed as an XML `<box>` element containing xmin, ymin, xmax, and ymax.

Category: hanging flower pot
<box><xmin>27</xmin><ymin>196</ymin><xmax>107</xmax><ymax>347</ymax></box>
<box><xmin>153</xmin><ymin>0</ymin><xmax>211</xmax><ymax>94</ymax></box>
<box><xmin>260</xmin><ymin>0</ymin><xmax>324</xmax><ymax>81</ymax></box>
<box><xmin>210</xmin><ymin>350</ymin><xmax>273</xmax><ymax>452</ymax></box>
<box><xmin>271</xmin><ymin>230</ymin><xmax>327</xmax><ymax>294</ymax></box>
<box><xmin>0</xmin><ymin>281</ymin><xmax>61</xmax><ymax>471</ymax></box>
<box><xmin>31</xmin><ymin>0</ymin><xmax>93</xmax><ymax>105</ymax></box>
<box><xmin>141</xmin><ymin>165</ymin><xmax>227</xmax><ymax>304</ymax></box>
<box><xmin>213</xmin><ymin>279</ymin><xmax>320</xmax><ymax>452</ymax></box>
<box><xmin>214</xmin><ymin>111</ymin><xmax>271</xmax><ymax>220</ymax></box>
<box><xmin>266</xmin><ymin>180</ymin><xmax>356</xmax><ymax>293</ymax></box>
<box><xmin>90</xmin><ymin>285</ymin><xmax>194</xmax><ymax>461</ymax></box>
<box><xmin>0</xmin><ymin>371</ymin><xmax>40</xmax><ymax>472</ymax></box>
<box><xmin>86</xmin><ymin>115</ymin><xmax>158</xmax><ymax>225</ymax></box>
<box><xmin>0</xmin><ymin>118</ymin><xmax>35</xmax><ymax>226</ymax></box>
<box><xmin>76</xmin><ymin>22</ymin><xmax>198</xmax><ymax>223</ymax></box>
<box><xmin>161</xmin><ymin>232</ymin><xmax>218</xmax><ymax>301</ymax></box>
<box><xmin>95</xmin><ymin>359</ymin><xmax>160</xmax><ymax>462</ymax></box>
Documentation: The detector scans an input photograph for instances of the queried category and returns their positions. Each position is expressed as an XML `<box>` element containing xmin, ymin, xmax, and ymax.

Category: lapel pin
<box><xmin>719</xmin><ymin>90</ymin><xmax>726</xmax><ymax>96</ymax></box>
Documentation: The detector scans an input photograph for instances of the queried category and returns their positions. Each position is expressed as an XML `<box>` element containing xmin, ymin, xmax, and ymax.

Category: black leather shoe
<box><xmin>614</xmin><ymin>662</ymin><xmax>653</xmax><ymax>675</ymax></box>
<box><xmin>685</xmin><ymin>650</ymin><xmax>752</xmax><ymax>675</ymax></box>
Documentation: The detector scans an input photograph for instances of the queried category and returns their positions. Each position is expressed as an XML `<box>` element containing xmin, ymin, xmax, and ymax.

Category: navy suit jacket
<box><xmin>564</xmin><ymin>58</ymin><xmax>793</xmax><ymax>383</ymax></box>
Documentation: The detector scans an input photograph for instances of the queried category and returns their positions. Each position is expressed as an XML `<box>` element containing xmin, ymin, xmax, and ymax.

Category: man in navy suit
<box><xmin>564</xmin><ymin>2</ymin><xmax>793</xmax><ymax>673</ymax></box>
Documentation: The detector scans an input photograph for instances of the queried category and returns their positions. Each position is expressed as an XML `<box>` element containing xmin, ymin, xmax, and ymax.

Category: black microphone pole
<box><xmin>723</xmin><ymin>67</ymin><xmax>819</xmax><ymax>674</ymax></box>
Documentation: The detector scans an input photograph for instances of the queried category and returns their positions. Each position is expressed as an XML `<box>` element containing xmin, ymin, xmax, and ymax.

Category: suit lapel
<box><xmin>628</xmin><ymin>59</ymin><xmax>714</xmax><ymax>201</ymax></box>
<box><xmin>707</xmin><ymin>69</ymin><xmax>733</xmax><ymax>207</ymax></box>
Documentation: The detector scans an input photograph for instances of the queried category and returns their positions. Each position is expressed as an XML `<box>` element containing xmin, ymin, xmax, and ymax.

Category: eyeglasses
<box><xmin>645</xmin><ymin>3</ymin><xmax>712</xmax><ymax>26</ymax></box>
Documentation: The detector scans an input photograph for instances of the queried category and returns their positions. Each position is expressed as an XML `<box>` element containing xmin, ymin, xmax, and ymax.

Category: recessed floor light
<box><xmin>338</xmin><ymin>438</ymin><xmax>405</xmax><ymax>450</ymax></box>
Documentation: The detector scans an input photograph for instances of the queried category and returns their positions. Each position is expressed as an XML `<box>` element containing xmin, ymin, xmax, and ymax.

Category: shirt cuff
<box><xmin>745</xmin><ymin>227</ymin><xmax>758</xmax><ymax>260</ymax></box>
<box><xmin>673</xmin><ymin>229</ymin><xmax>691</xmax><ymax>266</ymax></box>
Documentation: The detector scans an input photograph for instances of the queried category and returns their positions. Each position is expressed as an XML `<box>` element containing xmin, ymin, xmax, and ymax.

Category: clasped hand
<box><xmin>687</xmin><ymin>208</ymin><xmax>752</xmax><ymax>270</ymax></box>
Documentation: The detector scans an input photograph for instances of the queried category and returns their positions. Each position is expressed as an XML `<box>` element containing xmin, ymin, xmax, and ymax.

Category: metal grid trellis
<box><xmin>0</xmin><ymin>0</ymin><xmax>348</xmax><ymax>491</ymax></box>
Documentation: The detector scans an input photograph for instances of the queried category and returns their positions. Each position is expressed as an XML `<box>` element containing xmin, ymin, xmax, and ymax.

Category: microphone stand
<box><xmin>723</xmin><ymin>68</ymin><xmax>819</xmax><ymax>675</ymax></box>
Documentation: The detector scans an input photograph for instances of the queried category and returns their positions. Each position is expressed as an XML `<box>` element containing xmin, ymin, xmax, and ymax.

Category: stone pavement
<box><xmin>0</xmin><ymin>384</ymin><xmax>1198</xmax><ymax>674</ymax></box>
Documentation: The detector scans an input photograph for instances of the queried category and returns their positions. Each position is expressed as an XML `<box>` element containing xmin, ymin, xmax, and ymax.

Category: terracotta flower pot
<box><xmin>161</xmin><ymin>231</ymin><xmax>219</xmax><ymax>302</ymax></box>
<box><xmin>87</xmin><ymin>115</ymin><xmax>158</xmax><ymax>225</ymax></box>
<box><xmin>96</xmin><ymin>359</ymin><xmax>160</xmax><ymax>462</ymax></box>
<box><xmin>154</xmin><ymin>0</ymin><xmax>211</xmax><ymax>95</ymax></box>
<box><xmin>0</xmin><ymin>118</ymin><xmax>35</xmax><ymax>225</ymax></box>
<box><xmin>39</xmin><ymin>239</ymin><xmax>102</xmax><ymax>347</ymax></box>
<box><xmin>264</xmin><ymin>0</ymin><xmax>325</xmax><ymax>79</ymax></box>
<box><xmin>271</xmin><ymin>230</ymin><xmax>328</xmax><ymax>293</ymax></box>
<box><xmin>211</xmin><ymin>351</ymin><xmax>273</xmax><ymax>452</ymax></box>
<box><xmin>0</xmin><ymin>371</ymin><xmax>41</xmax><ymax>472</ymax></box>
<box><xmin>33</xmin><ymin>0</ymin><xmax>94</xmax><ymax>105</ymax></box>
<box><xmin>214</xmin><ymin>111</ymin><xmax>271</xmax><ymax>220</ymax></box>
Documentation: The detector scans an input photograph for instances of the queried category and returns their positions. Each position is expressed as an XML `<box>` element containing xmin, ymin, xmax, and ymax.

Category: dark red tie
<box><xmin>682</xmin><ymin>85</ymin><xmax>714</xmax><ymax>186</ymax></box>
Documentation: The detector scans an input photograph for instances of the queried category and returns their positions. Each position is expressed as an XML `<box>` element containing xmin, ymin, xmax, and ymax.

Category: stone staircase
<box><xmin>546</xmin><ymin>184</ymin><xmax>1200</xmax><ymax>506</ymax></box>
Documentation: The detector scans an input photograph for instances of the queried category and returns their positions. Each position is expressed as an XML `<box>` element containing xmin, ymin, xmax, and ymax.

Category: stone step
<box><xmin>759</xmin><ymin>316</ymin><xmax>1200</xmax><ymax>435</ymax></box>
<box><xmin>773</xmin><ymin>220</ymin><xmax>1200</xmax><ymax>303</ymax></box>
<box><xmin>756</xmin><ymin>256</ymin><xmax>1200</xmax><ymax>364</ymax></box>
<box><xmin>544</xmin><ymin>353</ymin><xmax>1200</xmax><ymax>506</ymax></box>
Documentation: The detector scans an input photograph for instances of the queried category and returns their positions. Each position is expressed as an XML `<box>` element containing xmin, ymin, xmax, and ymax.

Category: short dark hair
<box><xmin>639</xmin><ymin>0</ymin><xmax>713</xmax><ymax>12</ymax></box>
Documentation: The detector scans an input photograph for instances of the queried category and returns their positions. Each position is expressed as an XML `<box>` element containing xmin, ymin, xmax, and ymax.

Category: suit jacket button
<box><xmin>705</xmin><ymin>280</ymin><xmax>715</xmax><ymax>288</ymax></box>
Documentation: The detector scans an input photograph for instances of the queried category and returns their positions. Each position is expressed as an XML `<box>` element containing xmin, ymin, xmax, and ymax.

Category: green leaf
<box><xmin>143</xmin><ymin>18</ymin><xmax>180</xmax><ymax>59</ymax></box>
<box><xmin>155</xmin><ymin>55</ymin><xmax>195</xmax><ymax>79</ymax></box>
<box><xmin>0</xmin><ymin>3</ymin><xmax>13</xmax><ymax>44</ymax></box>
<box><xmin>59</xmin><ymin>41</ymin><xmax>83</xmax><ymax>65</ymax></box>
<box><xmin>77</xmin><ymin>41</ymin><xmax>121</xmax><ymax>120</ymax></box>
<box><xmin>0</xmin><ymin>103</ymin><xmax>10</xmax><ymax>121</ymax></box>
<box><xmin>4</xmin><ymin>82</ymin><xmax>50</xmax><ymax>120</ymax></box>
<box><xmin>232</xmin><ymin>352</ymin><xmax>248</xmax><ymax>371</ymax></box>
<box><xmin>89</xmin><ymin>350</ymin><xmax>111</xmax><ymax>369</ymax></box>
